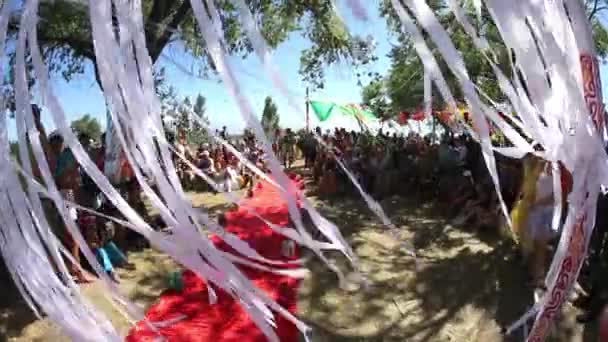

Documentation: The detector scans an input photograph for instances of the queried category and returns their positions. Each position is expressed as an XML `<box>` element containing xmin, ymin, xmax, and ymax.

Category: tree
<box><xmin>371</xmin><ymin>0</ymin><xmax>608</xmax><ymax>118</ymax></box>
<box><xmin>155</xmin><ymin>67</ymin><xmax>179</xmax><ymax>112</ymax></box>
<box><xmin>70</xmin><ymin>114</ymin><xmax>102</xmax><ymax>141</ymax></box>
<box><xmin>261</xmin><ymin>96</ymin><xmax>280</xmax><ymax>137</ymax></box>
<box><xmin>361</xmin><ymin>79</ymin><xmax>391</xmax><ymax>120</ymax></box>
<box><xmin>189</xmin><ymin>94</ymin><xmax>209</xmax><ymax>145</ymax></box>
<box><xmin>167</xmin><ymin>94</ymin><xmax>210</xmax><ymax>146</ymax></box>
<box><xmin>177</xmin><ymin>96</ymin><xmax>192</xmax><ymax>135</ymax></box>
<box><xmin>8</xmin><ymin>0</ymin><xmax>375</xmax><ymax>91</ymax></box>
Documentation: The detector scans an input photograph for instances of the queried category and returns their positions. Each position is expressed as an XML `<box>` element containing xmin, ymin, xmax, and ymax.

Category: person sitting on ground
<box><xmin>88</xmin><ymin>218</ymin><xmax>135</xmax><ymax>283</ymax></box>
<box><xmin>220</xmin><ymin>159</ymin><xmax>239</xmax><ymax>193</ymax></box>
<box><xmin>198</xmin><ymin>150</ymin><xmax>216</xmax><ymax>175</ymax></box>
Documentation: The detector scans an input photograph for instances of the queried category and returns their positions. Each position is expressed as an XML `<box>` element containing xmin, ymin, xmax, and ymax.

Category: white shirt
<box><xmin>536</xmin><ymin>171</ymin><xmax>553</xmax><ymax>202</ymax></box>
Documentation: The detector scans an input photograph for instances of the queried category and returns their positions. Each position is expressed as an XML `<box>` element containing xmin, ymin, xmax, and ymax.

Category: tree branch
<box><xmin>147</xmin><ymin>1</ymin><xmax>192</xmax><ymax>62</ymax></box>
<box><xmin>588</xmin><ymin>0</ymin><xmax>607</xmax><ymax>20</ymax></box>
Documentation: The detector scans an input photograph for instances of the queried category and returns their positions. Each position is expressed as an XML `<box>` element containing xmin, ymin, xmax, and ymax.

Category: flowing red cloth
<box><xmin>126</xmin><ymin>174</ymin><xmax>305</xmax><ymax>342</ymax></box>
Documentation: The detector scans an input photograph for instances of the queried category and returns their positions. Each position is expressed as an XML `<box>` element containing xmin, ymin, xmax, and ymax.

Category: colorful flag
<box><xmin>310</xmin><ymin>100</ymin><xmax>377</xmax><ymax>122</ymax></box>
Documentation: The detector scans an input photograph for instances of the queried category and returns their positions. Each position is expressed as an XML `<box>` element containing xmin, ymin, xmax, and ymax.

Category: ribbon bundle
<box><xmin>0</xmin><ymin>1</ymin><xmax>607</xmax><ymax>342</ymax></box>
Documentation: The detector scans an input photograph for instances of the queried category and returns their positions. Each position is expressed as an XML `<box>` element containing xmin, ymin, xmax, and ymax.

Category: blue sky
<box><xmin>19</xmin><ymin>1</ymin><xmax>395</xmax><ymax>139</ymax></box>
<box><xmin>11</xmin><ymin>1</ymin><xmax>608</xmax><ymax>139</ymax></box>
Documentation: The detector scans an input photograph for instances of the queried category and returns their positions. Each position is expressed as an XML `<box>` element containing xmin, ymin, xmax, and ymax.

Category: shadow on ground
<box><xmin>300</xmin><ymin>184</ymin><xmax>592</xmax><ymax>342</ymax></box>
<box><xmin>0</xmin><ymin>168</ymin><xmax>599</xmax><ymax>341</ymax></box>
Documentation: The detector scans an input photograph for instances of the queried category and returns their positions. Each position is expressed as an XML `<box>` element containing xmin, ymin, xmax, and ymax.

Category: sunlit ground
<box><xmin>0</xmin><ymin>166</ymin><xmax>596</xmax><ymax>342</ymax></box>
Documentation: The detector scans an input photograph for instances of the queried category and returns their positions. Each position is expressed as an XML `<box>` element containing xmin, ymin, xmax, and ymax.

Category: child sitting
<box><xmin>81</xmin><ymin>215</ymin><xmax>135</xmax><ymax>283</ymax></box>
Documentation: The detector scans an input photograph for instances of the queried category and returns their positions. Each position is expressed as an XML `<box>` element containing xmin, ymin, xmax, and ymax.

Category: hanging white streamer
<box><xmin>230</xmin><ymin>0</ymin><xmax>411</xmax><ymax>263</ymax></box>
<box><xmin>423</xmin><ymin>68</ymin><xmax>432</xmax><ymax>119</ymax></box>
<box><xmin>3</xmin><ymin>1</ymin><xmax>608</xmax><ymax>341</ymax></box>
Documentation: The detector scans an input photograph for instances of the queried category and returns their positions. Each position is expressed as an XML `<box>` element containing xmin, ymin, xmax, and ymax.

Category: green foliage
<box><xmin>587</xmin><ymin>0</ymin><xmax>608</xmax><ymax>35</ymax></box>
<box><xmin>11</xmin><ymin>0</ymin><xmax>373</xmax><ymax>91</ymax></box>
<box><xmin>261</xmin><ymin>96</ymin><xmax>280</xmax><ymax>137</ymax></box>
<box><xmin>361</xmin><ymin>79</ymin><xmax>391</xmax><ymax>120</ymax></box>
<box><xmin>9</xmin><ymin>142</ymin><xmax>19</xmax><ymax>160</ymax></box>
<box><xmin>155</xmin><ymin>67</ymin><xmax>179</xmax><ymax>111</ymax></box>
<box><xmin>369</xmin><ymin>0</ymin><xmax>608</xmax><ymax>119</ymax></box>
<box><xmin>171</xmin><ymin>94</ymin><xmax>210</xmax><ymax>146</ymax></box>
<box><xmin>189</xmin><ymin>94</ymin><xmax>209</xmax><ymax>145</ymax></box>
<box><xmin>71</xmin><ymin>114</ymin><xmax>102</xmax><ymax>142</ymax></box>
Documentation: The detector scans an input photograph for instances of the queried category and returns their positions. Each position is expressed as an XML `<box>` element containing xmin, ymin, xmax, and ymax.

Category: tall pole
<box><xmin>305</xmin><ymin>87</ymin><xmax>310</xmax><ymax>132</ymax></box>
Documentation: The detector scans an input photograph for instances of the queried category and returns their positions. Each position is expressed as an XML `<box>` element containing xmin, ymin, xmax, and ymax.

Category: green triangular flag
<box><xmin>310</xmin><ymin>101</ymin><xmax>337</xmax><ymax>122</ymax></box>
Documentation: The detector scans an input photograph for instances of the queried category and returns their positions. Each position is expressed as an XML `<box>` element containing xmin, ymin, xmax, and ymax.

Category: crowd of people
<box><xmin>174</xmin><ymin>126</ymin><xmax>300</xmax><ymax>195</ymax></box>
<box><xmin>298</xmin><ymin>125</ymin><xmax>607</xmax><ymax>323</ymax></box>
<box><xmin>30</xmin><ymin>105</ymin><xmax>141</xmax><ymax>284</ymax></box>
<box><xmin>20</xmin><ymin>106</ymin><xmax>608</xmax><ymax>325</ymax></box>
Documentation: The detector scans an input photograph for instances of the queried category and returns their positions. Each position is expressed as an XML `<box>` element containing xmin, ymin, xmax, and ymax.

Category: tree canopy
<box><xmin>361</xmin><ymin>0</ymin><xmax>608</xmax><ymax>119</ymax></box>
<box><xmin>261</xmin><ymin>96</ymin><xmax>280</xmax><ymax>137</ymax></box>
<box><xmin>171</xmin><ymin>94</ymin><xmax>210</xmax><ymax>146</ymax></box>
<box><xmin>9</xmin><ymin>0</ymin><xmax>375</xmax><ymax>91</ymax></box>
<box><xmin>70</xmin><ymin>114</ymin><xmax>102</xmax><ymax>141</ymax></box>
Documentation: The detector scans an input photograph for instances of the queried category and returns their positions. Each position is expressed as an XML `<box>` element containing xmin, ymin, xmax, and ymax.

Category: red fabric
<box><xmin>559</xmin><ymin>162</ymin><xmax>573</xmax><ymax>196</ymax></box>
<box><xmin>126</xmin><ymin>174</ymin><xmax>305</xmax><ymax>342</ymax></box>
<box><xmin>412</xmin><ymin>111</ymin><xmax>426</xmax><ymax>121</ymax></box>
<box><xmin>398</xmin><ymin>112</ymin><xmax>409</xmax><ymax>125</ymax></box>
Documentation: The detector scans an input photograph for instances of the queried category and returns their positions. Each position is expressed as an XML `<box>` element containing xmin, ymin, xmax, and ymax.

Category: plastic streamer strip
<box><xmin>486</xmin><ymin>0</ymin><xmax>607</xmax><ymax>335</ymax></box>
<box><xmin>0</xmin><ymin>1</ymin><xmax>61</xmax><ymax>324</ymax></box>
<box><xmin>423</xmin><ymin>68</ymin><xmax>432</xmax><ymax>119</ymax></box>
<box><xmin>11</xmin><ymin>2</ymin><xmax>132</xmax><ymax>340</ymax></box>
<box><xmin>2</xmin><ymin>113</ymin><xmax>120</xmax><ymax>342</ymax></box>
<box><xmin>168</xmin><ymin>143</ymin><xmax>339</xmax><ymax>253</ymax></box>
<box><xmin>395</xmin><ymin>0</ymin><xmax>555</xmax><ymax>228</ymax></box>
<box><xmin>131</xmin><ymin>0</ymin><xmax>318</xmax><ymax>338</ymax></box>
<box><xmin>192</xmin><ymin>0</ymin><xmax>350</xmax><ymax>298</ymax></box>
<box><xmin>388</xmin><ymin>0</ymin><xmax>608</xmax><ymax>338</ymax></box>
<box><xmin>345</xmin><ymin>0</ymin><xmax>369</xmax><ymax>21</ymax></box>
<box><xmin>19</xmin><ymin>0</ymin><xmax>308</xmax><ymax>341</ymax></box>
<box><xmin>405</xmin><ymin>0</ymin><xmax>542</xmax><ymax>228</ymax></box>
<box><xmin>525</xmin><ymin>0</ymin><xmax>607</xmax><ymax>339</ymax></box>
<box><xmin>25</xmin><ymin>4</ymin><xmax>180</xmax><ymax>339</ymax></box>
<box><xmin>88</xmin><ymin>0</ymin><xmax>305</xmax><ymax>338</ymax></box>
<box><xmin>229</xmin><ymin>0</ymin><xmax>409</xmax><ymax>263</ymax></box>
<box><xmin>25</xmin><ymin>0</ymin><xmax>146</xmax><ymax>313</ymax></box>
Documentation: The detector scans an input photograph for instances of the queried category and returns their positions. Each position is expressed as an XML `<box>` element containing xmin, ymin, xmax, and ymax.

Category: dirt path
<box><xmin>0</xmin><ymin>178</ymin><xmax>597</xmax><ymax>341</ymax></box>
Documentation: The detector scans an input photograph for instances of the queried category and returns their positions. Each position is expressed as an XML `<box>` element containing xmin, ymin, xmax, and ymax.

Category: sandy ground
<box><xmin>0</xmin><ymin>170</ymin><xmax>599</xmax><ymax>342</ymax></box>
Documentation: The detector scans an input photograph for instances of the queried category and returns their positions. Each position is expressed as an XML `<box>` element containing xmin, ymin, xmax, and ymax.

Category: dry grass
<box><xmin>0</xmin><ymin>170</ymin><xmax>596</xmax><ymax>341</ymax></box>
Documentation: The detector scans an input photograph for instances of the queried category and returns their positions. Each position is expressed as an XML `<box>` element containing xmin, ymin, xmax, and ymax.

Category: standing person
<box><xmin>525</xmin><ymin>160</ymin><xmax>557</xmax><ymax>297</ymax></box>
<box><xmin>280</xmin><ymin>128</ymin><xmax>296</xmax><ymax>168</ymax></box>
<box><xmin>53</xmin><ymin>131</ymin><xmax>91</xmax><ymax>283</ymax></box>
<box><xmin>272</xmin><ymin>128</ymin><xmax>281</xmax><ymax>155</ymax></box>
<box><xmin>303</xmin><ymin>131</ymin><xmax>317</xmax><ymax>169</ymax></box>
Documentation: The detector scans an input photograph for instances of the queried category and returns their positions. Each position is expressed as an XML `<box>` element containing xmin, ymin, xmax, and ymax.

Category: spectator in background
<box><xmin>52</xmin><ymin>131</ymin><xmax>91</xmax><ymax>283</ymax></box>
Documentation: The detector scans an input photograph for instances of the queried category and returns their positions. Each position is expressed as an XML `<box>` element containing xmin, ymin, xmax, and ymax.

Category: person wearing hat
<box><xmin>197</xmin><ymin>150</ymin><xmax>215</xmax><ymax>175</ymax></box>
<box><xmin>31</xmin><ymin>106</ymin><xmax>91</xmax><ymax>283</ymax></box>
